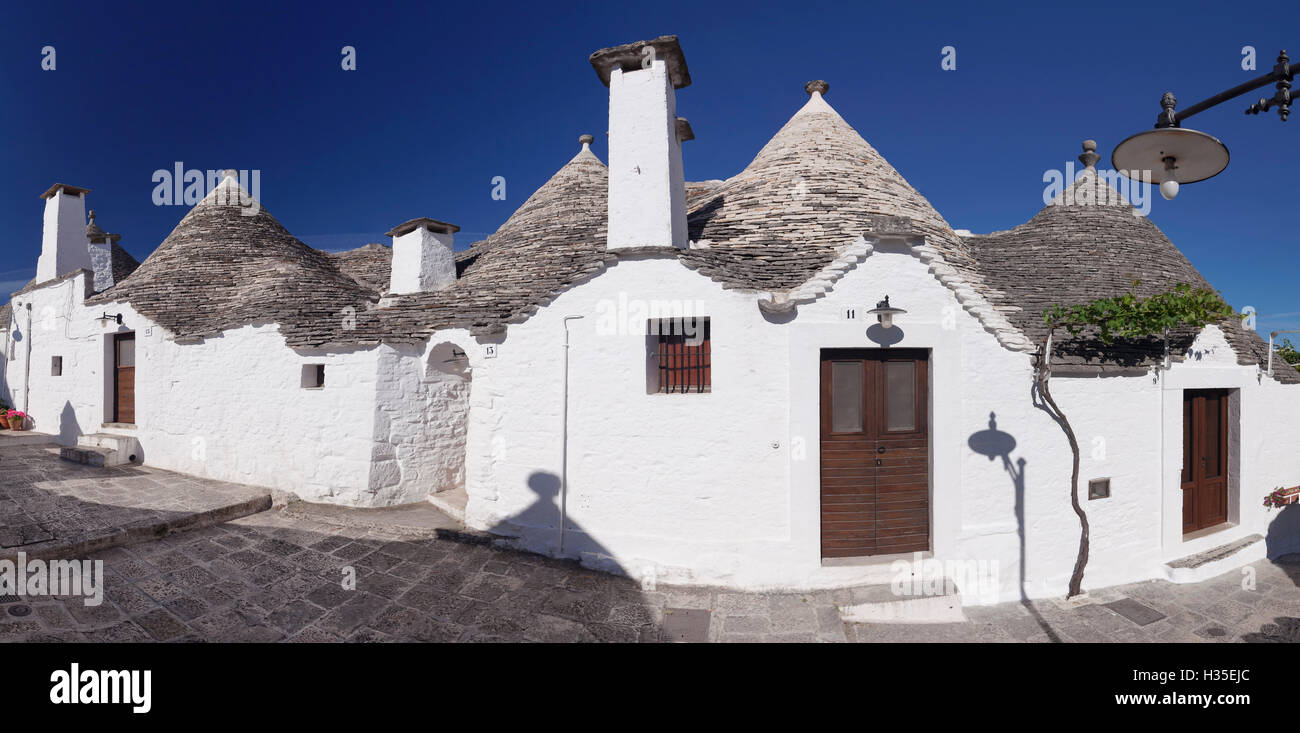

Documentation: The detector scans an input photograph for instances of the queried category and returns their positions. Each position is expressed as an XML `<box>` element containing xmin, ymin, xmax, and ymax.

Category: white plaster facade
<box><xmin>7</xmin><ymin>38</ymin><xmax>1300</xmax><ymax>606</ymax></box>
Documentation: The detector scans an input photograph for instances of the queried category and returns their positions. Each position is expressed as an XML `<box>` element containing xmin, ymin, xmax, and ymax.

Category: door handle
<box><xmin>876</xmin><ymin>446</ymin><xmax>886</xmax><ymax>454</ymax></box>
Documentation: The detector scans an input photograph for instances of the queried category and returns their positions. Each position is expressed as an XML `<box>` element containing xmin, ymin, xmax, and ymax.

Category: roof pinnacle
<box><xmin>1078</xmin><ymin>140</ymin><xmax>1100</xmax><ymax>170</ymax></box>
<box><xmin>804</xmin><ymin>80</ymin><xmax>829</xmax><ymax>96</ymax></box>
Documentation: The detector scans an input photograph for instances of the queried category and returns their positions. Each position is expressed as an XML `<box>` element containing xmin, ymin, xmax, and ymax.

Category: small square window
<box><xmin>1088</xmin><ymin>478</ymin><xmax>1111</xmax><ymax>500</ymax></box>
<box><xmin>649</xmin><ymin>317</ymin><xmax>710</xmax><ymax>394</ymax></box>
<box><xmin>51</xmin><ymin>356</ymin><xmax>62</xmax><ymax>377</ymax></box>
<box><xmin>301</xmin><ymin>364</ymin><xmax>325</xmax><ymax>388</ymax></box>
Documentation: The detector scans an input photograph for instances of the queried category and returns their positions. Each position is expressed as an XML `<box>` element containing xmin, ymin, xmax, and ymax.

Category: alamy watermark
<box><xmin>1043</xmin><ymin>161</ymin><xmax>1152</xmax><ymax>217</ymax></box>
<box><xmin>152</xmin><ymin>164</ymin><xmax>260</xmax><ymax>216</ymax></box>
<box><xmin>891</xmin><ymin>552</ymin><xmax>1000</xmax><ymax>605</ymax></box>
<box><xmin>0</xmin><ymin>552</ymin><xmax>104</xmax><ymax>606</ymax></box>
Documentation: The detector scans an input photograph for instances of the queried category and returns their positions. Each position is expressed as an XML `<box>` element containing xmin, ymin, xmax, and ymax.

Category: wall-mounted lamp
<box><xmin>867</xmin><ymin>295</ymin><xmax>906</xmax><ymax>330</ymax></box>
<box><xmin>96</xmin><ymin>313</ymin><xmax>123</xmax><ymax>326</ymax></box>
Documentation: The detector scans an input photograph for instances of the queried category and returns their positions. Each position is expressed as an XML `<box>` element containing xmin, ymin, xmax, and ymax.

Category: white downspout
<box><xmin>22</xmin><ymin>302</ymin><xmax>33</xmax><ymax>413</ymax></box>
<box><xmin>559</xmin><ymin>315</ymin><xmax>584</xmax><ymax>555</ymax></box>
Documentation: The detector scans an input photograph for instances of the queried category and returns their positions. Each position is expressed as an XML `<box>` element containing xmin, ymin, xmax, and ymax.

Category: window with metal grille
<box><xmin>650</xmin><ymin>317</ymin><xmax>710</xmax><ymax>394</ymax></box>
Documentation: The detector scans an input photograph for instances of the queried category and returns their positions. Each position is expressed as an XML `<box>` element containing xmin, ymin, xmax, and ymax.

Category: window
<box><xmin>650</xmin><ymin>317</ymin><xmax>710</xmax><ymax>394</ymax></box>
<box><xmin>1088</xmin><ymin>478</ymin><xmax>1111</xmax><ymax>500</ymax></box>
<box><xmin>51</xmin><ymin>356</ymin><xmax>62</xmax><ymax>377</ymax></box>
<box><xmin>301</xmin><ymin>364</ymin><xmax>325</xmax><ymax>388</ymax></box>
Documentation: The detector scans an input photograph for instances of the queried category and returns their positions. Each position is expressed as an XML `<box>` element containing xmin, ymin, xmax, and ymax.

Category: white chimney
<box><xmin>590</xmin><ymin>35</ymin><xmax>692</xmax><ymax>250</ymax></box>
<box><xmin>386</xmin><ymin>217</ymin><xmax>459</xmax><ymax>294</ymax></box>
<box><xmin>35</xmin><ymin>183</ymin><xmax>93</xmax><ymax>282</ymax></box>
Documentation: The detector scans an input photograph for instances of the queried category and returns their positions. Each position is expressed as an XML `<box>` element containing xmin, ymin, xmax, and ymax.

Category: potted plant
<box><xmin>6</xmin><ymin>410</ymin><xmax>25</xmax><ymax>431</ymax></box>
<box><xmin>0</xmin><ymin>403</ymin><xmax>9</xmax><ymax>430</ymax></box>
<box><xmin>1264</xmin><ymin>486</ymin><xmax>1299</xmax><ymax>509</ymax></box>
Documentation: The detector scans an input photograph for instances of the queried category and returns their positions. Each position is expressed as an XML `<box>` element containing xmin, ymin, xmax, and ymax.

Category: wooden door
<box><xmin>114</xmin><ymin>333</ymin><xmax>136</xmax><ymax>424</ymax></box>
<box><xmin>819</xmin><ymin>348</ymin><xmax>929</xmax><ymax>558</ymax></box>
<box><xmin>1182</xmin><ymin>389</ymin><xmax>1228</xmax><ymax>533</ymax></box>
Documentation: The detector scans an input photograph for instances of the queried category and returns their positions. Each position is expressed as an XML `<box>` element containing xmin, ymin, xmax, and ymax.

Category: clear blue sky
<box><xmin>2</xmin><ymin>0</ymin><xmax>1297</xmax><ymax>334</ymax></box>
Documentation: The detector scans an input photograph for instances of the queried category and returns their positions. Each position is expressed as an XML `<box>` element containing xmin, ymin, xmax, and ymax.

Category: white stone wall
<box><xmin>6</xmin><ymin>274</ymin><xmax>382</xmax><ymax>503</ymax></box>
<box><xmin>368</xmin><ymin>339</ymin><xmax>472</xmax><ymax>505</ymax></box>
<box><xmin>457</xmin><ymin>243</ymin><xmax>1300</xmax><ymax>602</ymax></box>
<box><xmin>7</xmin><ymin>237</ymin><xmax>1299</xmax><ymax>604</ymax></box>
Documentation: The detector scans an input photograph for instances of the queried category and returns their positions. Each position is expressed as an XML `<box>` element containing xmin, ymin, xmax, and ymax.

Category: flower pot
<box><xmin>0</xmin><ymin>414</ymin><xmax>9</xmax><ymax>430</ymax></box>
<box><xmin>9</xmin><ymin>417</ymin><xmax>23</xmax><ymax>431</ymax></box>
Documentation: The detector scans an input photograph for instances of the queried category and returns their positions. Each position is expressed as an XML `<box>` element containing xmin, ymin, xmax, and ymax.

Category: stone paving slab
<box><xmin>0</xmin><ymin>444</ymin><xmax>271</xmax><ymax>563</ymax></box>
<box><xmin>1</xmin><ymin>500</ymin><xmax>1296</xmax><ymax>643</ymax></box>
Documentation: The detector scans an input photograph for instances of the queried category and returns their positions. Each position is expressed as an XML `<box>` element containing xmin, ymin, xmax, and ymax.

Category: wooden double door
<box><xmin>1182</xmin><ymin>389</ymin><xmax>1229</xmax><ymax>534</ymax></box>
<box><xmin>819</xmin><ymin>349</ymin><xmax>930</xmax><ymax>558</ymax></box>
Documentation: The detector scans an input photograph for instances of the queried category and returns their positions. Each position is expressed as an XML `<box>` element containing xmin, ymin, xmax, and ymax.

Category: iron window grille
<box><xmin>652</xmin><ymin>317</ymin><xmax>710</xmax><ymax>394</ymax></box>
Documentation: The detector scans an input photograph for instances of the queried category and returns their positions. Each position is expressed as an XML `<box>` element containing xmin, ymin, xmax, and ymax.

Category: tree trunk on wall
<box><xmin>1036</xmin><ymin>330</ymin><xmax>1090</xmax><ymax>599</ymax></box>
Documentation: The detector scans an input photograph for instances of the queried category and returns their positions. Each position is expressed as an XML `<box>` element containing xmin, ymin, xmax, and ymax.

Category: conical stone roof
<box><xmin>366</xmin><ymin>139</ymin><xmax>614</xmax><ymax>342</ymax></box>
<box><xmin>682</xmin><ymin>87</ymin><xmax>975</xmax><ymax>292</ymax></box>
<box><xmin>967</xmin><ymin>153</ymin><xmax>1295</xmax><ymax>381</ymax></box>
<box><xmin>87</xmin><ymin>175</ymin><xmax>376</xmax><ymax>347</ymax></box>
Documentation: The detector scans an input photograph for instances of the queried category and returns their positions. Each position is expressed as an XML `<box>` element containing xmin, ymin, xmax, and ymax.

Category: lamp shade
<box><xmin>1111</xmin><ymin>127</ymin><xmax>1230</xmax><ymax>184</ymax></box>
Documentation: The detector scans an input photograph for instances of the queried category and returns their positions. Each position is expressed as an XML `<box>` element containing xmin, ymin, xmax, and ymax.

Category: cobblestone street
<box><xmin>1</xmin><ymin>506</ymin><xmax>1297</xmax><ymax>643</ymax></box>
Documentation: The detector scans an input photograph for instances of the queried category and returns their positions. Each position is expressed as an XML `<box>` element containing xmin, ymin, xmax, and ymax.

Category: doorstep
<box><xmin>1162</xmin><ymin>533</ymin><xmax>1266</xmax><ymax>584</ymax></box>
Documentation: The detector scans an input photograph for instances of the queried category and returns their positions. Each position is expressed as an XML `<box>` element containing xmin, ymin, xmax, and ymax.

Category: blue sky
<box><xmin>2</xmin><ymin>0</ymin><xmax>1297</xmax><ymax>334</ymax></box>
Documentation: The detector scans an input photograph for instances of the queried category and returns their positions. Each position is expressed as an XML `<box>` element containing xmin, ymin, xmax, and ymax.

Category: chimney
<box><xmin>85</xmin><ymin>210</ymin><xmax>124</xmax><ymax>292</ymax></box>
<box><xmin>590</xmin><ymin>35</ymin><xmax>692</xmax><ymax>250</ymax></box>
<box><xmin>385</xmin><ymin>217</ymin><xmax>459</xmax><ymax>294</ymax></box>
<box><xmin>35</xmin><ymin>183</ymin><xmax>93</xmax><ymax>282</ymax></box>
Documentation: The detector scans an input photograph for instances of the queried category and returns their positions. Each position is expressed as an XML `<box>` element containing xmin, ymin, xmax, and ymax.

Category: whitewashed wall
<box><xmin>369</xmin><ymin>339</ymin><xmax>472</xmax><ymax>505</ymax></box>
<box><xmin>456</xmin><ymin>242</ymin><xmax>1300</xmax><ymax>603</ymax></box>
<box><xmin>8</xmin><ymin>247</ymin><xmax>1298</xmax><ymax>604</ymax></box>
<box><xmin>7</xmin><ymin>274</ymin><xmax>383</xmax><ymax>504</ymax></box>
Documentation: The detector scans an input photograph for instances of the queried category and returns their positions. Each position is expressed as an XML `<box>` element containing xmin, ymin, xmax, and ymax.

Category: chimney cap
<box><xmin>579</xmin><ymin>134</ymin><xmax>594</xmax><ymax>146</ymax></box>
<box><xmin>386</xmin><ymin>217</ymin><xmax>460</xmax><ymax>238</ymax></box>
<box><xmin>804</xmin><ymin>80</ymin><xmax>829</xmax><ymax>96</ymax></box>
<box><xmin>40</xmin><ymin>183</ymin><xmax>91</xmax><ymax>200</ymax></box>
<box><xmin>589</xmin><ymin>35</ymin><xmax>691</xmax><ymax>89</ymax></box>
<box><xmin>675</xmin><ymin>117</ymin><xmax>695</xmax><ymax>142</ymax></box>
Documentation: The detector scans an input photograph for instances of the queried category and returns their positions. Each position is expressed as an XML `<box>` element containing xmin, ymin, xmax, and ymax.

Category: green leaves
<box><xmin>1042</xmin><ymin>282</ymin><xmax>1235</xmax><ymax>346</ymax></box>
<box><xmin>1279</xmin><ymin>338</ymin><xmax>1300</xmax><ymax>369</ymax></box>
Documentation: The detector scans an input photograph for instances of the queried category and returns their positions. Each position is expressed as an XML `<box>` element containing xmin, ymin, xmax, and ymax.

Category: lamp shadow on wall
<box><xmin>488</xmin><ymin>471</ymin><xmax>630</xmax><ymax>581</ymax></box>
<box><xmin>968</xmin><ymin>411</ymin><xmax>1062</xmax><ymax>642</ymax></box>
<box><xmin>865</xmin><ymin>323</ymin><xmax>903</xmax><ymax>347</ymax></box>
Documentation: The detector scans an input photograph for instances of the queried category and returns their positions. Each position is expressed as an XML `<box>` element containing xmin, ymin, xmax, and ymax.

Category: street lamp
<box><xmin>867</xmin><ymin>295</ymin><xmax>906</xmax><ymax>330</ymax></box>
<box><xmin>1113</xmin><ymin>49</ymin><xmax>1294</xmax><ymax>199</ymax></box>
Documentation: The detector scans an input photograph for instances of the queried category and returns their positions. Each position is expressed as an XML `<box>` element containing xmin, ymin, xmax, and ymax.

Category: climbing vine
<box><xmin>1039</xmin><ymin>281</ymin><xmax>1235</xmax><ymax>599</ymax></box>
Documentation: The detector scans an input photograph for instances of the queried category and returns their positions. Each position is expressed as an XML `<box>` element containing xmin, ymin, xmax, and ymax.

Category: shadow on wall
<box><xmin>1264</xmin><ymin>502</ymin><xmax>1300</xmax><ymax>558</ymax></box>
<box><xmin>968</xmin><ymin>411</ymin><xmax>1062</xmax><ymax>642</ymax></box>
<box><xmin>865</xmin><ymin>323</ymin><xmax>903</xmax><ymax>347</ymax></box>
<box><xmin>58</xmin><ymin>401</ymin><xmax>82</xmax><ymax>445</ymax></box>
<box><xmin>488</xmin><ymin>471</ymin><xmax>631</xmax><ymax>581</ymax></box>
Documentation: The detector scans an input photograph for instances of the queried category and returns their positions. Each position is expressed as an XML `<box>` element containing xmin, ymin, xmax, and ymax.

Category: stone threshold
<box><xmin>0</xmin><ymin>492</ymin><xmax>272</xmax><ymax>564</ymax></box>
<box><xmin>279</xmin><ymin>499</ymin><xmax>494</xmax><ymax>546</ymax></box>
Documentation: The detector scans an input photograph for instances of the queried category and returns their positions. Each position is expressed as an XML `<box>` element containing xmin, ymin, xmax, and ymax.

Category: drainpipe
<box><xmin>22</xmin><ymin>302</ymin><xmax>33</xmax><ymax>413</ymax></box>
<box><xmin>559</xmin><ymin>315</ymin><xmax>584</xmax><ymax>555</ymax></box>
<box><xmin>1267</xmin><ymin>330</ymin><xmax>1300</xmax><ymax>377</ymax></box>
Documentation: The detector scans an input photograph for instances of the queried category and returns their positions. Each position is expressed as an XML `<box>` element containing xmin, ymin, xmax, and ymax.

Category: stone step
<box><xmin>59</xmin><ymin>445</ymin><xmax>117</xmax><ymax>467</ymax></box>
<box><xmin>837</xmin><ymin>579</ymin><xmax>966</xmax><ymax>624</ymax></box>
<box><xmin>427</xmin><ymin>487</ymin><xmax>467</xmax><ymax>522</ymax></box>
<box><xmin>77</xmin><ymin>432</ymin><xmax>140</xmax><ymax>462</ymax></box>
<box><xmin>1163</xmin><ymin>533</ymin><xmax>1265</xmax><ymax>584</ymax></box>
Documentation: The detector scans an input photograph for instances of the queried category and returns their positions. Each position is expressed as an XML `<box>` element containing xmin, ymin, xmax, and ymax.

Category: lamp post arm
<box><xmin>1174</xmin><ymin>72</ymin><xmax>1286</xmax><ymax>123</ymax></box>
<box><xmin>1158</xmin><ymin>50</ymin><xmax>1295</xmax><ymax>128</ymax></box>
